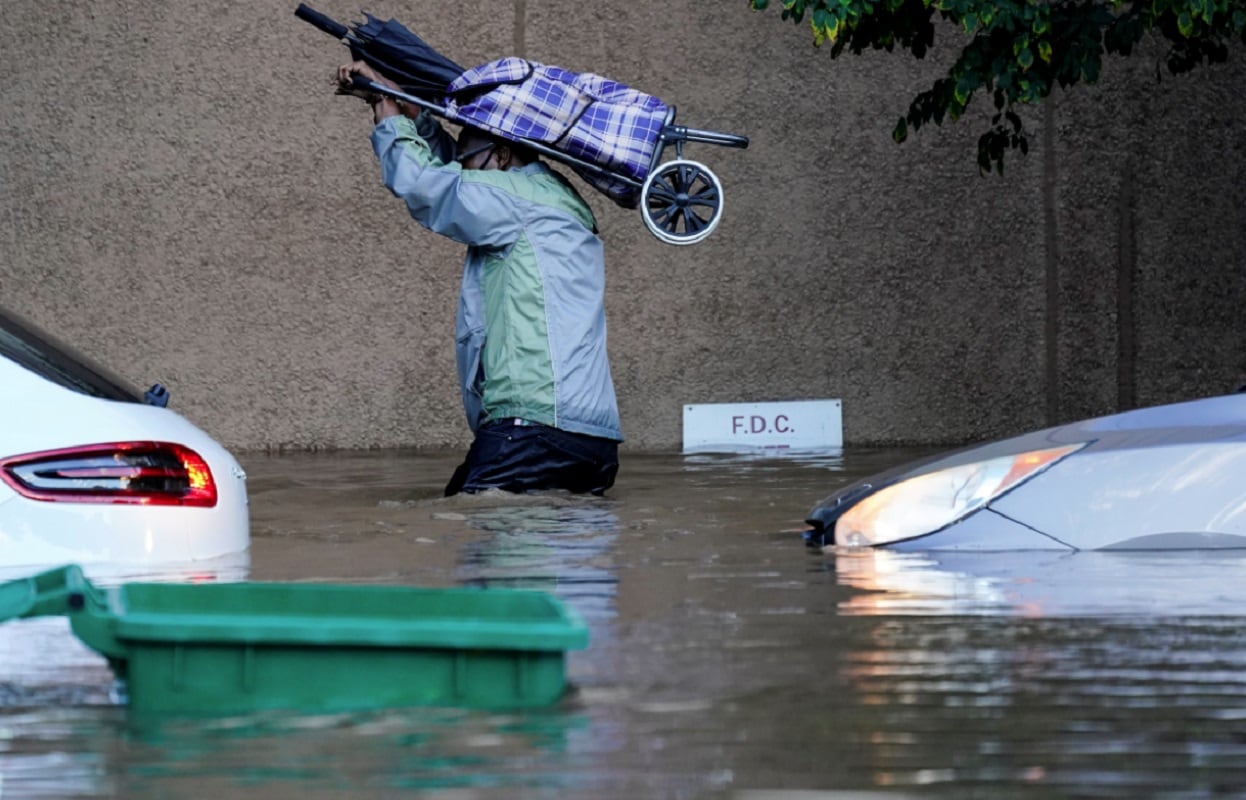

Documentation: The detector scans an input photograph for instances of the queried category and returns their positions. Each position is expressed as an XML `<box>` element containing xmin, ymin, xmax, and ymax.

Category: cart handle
<box><xmin>295</xmin><ymin>3</ymin><xmax>349</xmax><ymax>39</ymax></box>
<box><xmin>662</xmin><ymin>126</ymin><xmax>749</xmax><ymax>149</ymax></box>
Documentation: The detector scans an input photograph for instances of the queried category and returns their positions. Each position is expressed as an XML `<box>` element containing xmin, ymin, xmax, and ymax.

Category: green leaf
<box><xmin>745</xmin><ymin>0</ymin><xmax>1246</xmax><ymax>174</ymax></box>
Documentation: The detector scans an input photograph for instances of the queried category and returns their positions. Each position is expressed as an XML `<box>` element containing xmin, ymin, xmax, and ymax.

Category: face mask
<box><xmin>455</xmin><ymin>142</ymin><xmax>494</xmax><ymax>169</ymax></box>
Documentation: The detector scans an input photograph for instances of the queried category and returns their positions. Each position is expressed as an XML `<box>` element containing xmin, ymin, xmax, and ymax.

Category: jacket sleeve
<box><xmin>410</xmin><ymin>111</ymin><xmax>455</xmax><ymax>165</ymax></box>
<box><xmin>370</xmin><ymin>115</ymin><xmax>524</xmax><ymax>248</ymax></box>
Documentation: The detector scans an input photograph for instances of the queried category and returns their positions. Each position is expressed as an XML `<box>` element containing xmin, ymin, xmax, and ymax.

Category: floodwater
<box><xmin>6</xmin><ymin>447</ymin><xmax>1246</xmax><ymax>798</ymax></box>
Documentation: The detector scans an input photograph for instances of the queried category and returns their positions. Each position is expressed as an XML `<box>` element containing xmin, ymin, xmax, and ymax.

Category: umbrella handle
<box><xmin>348</xmin><ymin>78</ymin><xmax>443</xmax><ymax>118</ymax></box>
<box><xmin>294</xmin><ymin>3</ymin><xmax>349</xmax><ymax>39</ymax></box>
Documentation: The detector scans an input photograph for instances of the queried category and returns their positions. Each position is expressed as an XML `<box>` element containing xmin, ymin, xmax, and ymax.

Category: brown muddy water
<box><xmin>6</xmin><ymin>447</ymin><xmax>1246</xmax><ymax>799</ymax></box>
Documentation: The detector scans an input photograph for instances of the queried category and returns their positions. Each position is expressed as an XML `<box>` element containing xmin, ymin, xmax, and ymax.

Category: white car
<box><xmin>805</xmin><ymin>393</ymin><xmax>1246</xmax><ymax>551</ymax></box>
<box><xmin>0</xmin><ymin>304</ymin><xmax>249</xmax><ymax>571</ymax></box>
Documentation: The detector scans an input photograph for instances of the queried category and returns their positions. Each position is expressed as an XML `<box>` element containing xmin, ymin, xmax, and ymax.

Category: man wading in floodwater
<box><xmin>335</xmin><ymin>61</ymin><xmax>623</xmax><ymax>497</ymax></box>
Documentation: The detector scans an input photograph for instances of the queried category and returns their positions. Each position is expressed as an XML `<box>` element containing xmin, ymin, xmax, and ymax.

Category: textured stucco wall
<box><xmin>2</xmin><ymin>0</ymin><xmax>1244</xmax><ymax>453</ymax></box>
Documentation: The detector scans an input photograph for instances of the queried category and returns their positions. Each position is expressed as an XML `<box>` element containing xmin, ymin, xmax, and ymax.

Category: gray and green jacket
<box><xmin>371</xmin><ymin>114</ymin><xmax>622</xmax><ymax>442</ymax></box>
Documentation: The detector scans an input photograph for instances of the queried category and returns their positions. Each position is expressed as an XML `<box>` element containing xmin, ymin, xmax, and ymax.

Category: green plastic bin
<box><xmin>0</xmin><ymin>565</ymin><xmax>588</xmax><ymax>714</ymax></box>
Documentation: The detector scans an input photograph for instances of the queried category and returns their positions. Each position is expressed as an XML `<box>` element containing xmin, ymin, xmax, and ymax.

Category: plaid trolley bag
<box><xmin>297</xmin><ymin>5</ymin><xmax>749</xmax><ymax>245</ymax></box>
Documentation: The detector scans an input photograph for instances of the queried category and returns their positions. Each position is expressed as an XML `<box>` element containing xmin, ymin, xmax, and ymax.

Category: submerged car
<box><xmin>0</xmin><ymin>303</ymin><xmax>249</xmax><ymax>570</ymax></box>
<box><xmin>805</xmin><ymin>393</ymin><xmax>1246</xmax><ymax>551</ymax></box>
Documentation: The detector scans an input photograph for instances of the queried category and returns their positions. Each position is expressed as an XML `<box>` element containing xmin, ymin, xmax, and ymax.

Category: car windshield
<box><xmin>0</xmin><ymin>304</ymin><xmax>144</xmax><ymax>403</ymax></box>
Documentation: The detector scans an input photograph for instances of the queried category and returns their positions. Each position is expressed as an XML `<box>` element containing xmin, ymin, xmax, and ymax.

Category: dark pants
<box><xmin>444</xmin><ymin>419</ymin><xmax>620</xmax><ymax>497</ymax></box>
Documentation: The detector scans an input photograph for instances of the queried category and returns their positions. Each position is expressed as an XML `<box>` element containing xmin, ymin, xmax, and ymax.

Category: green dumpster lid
<box><xmin>0</xmin><ymin>564</ymin><xmax>95</xmax><ymax>622</ymax></box>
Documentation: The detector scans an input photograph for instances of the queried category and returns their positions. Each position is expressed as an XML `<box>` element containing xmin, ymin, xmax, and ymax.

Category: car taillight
<box><xmin>0</xmin><ymin>442</ymin><xmax>218</xmax><ymax>507</ymax></box>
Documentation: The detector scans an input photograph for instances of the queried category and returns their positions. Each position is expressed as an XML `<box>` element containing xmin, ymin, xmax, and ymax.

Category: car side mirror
<box><xmin>144</xmin><ymin>383</ymin><xmax>170</xmax><ymax>408</ymax></box>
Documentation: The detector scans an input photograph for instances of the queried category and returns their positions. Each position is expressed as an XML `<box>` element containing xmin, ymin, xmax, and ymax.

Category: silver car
<box><xmin>806</xmin><ymin>393</ymin><xmax>1246</xmax><ymax>551</ymax></box>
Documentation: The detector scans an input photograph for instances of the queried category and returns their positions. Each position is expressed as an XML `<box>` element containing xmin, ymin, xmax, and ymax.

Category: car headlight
<box><xmin>834</xmin><ymin>443</ymin><xmax>1085</xmax><ymax>547</ymax></box>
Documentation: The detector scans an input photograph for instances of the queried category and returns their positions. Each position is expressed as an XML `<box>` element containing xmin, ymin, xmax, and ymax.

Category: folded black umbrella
<box><xmin>295</xmin><ymin>4</ymin><xmax>463</xmax><ymax>99</ymax></box>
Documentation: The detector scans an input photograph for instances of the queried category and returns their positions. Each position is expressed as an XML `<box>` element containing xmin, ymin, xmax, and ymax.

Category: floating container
<box><xmin>0</xmin><ymin>565</ymin><xmax>588</xmax><ymax>714</ymax></box>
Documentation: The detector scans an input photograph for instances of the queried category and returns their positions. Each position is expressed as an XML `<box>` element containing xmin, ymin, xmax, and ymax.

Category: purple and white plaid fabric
<box><xmin>444</xmin><ymin>57</ymin><xmax>669</xmax><ymax>208</ymax></box>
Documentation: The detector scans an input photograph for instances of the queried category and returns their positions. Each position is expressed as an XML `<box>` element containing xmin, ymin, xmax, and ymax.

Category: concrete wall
<box><xmin>3</xmin><ymin>0</ymin><xmax>1244</xmax><ymax>452</ymax></box>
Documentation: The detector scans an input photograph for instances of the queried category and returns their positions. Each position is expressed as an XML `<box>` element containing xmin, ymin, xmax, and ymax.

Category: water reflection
<box><xmin>831</xmin><ymin>547</ymin><xmax>1246</xmax><ymax>617</ymax></box>
<box><xmin>1</xmin><ymin>705</ymin><xmax>594</xmax><ymax>798</ymax></box>
<box><xmin>455</xmin><ymin>500</ymin><xmax>620</xmax><ymax>621</ymax></box>
<box><xmin>817</xmin><ymin>611</ymin><xmax>1246</xmax><ymax>795</ymax></box>
<box><xmin>117</xmin><ymin>707</ymin><xmax>591</xmax><ymax>795</ymax></box>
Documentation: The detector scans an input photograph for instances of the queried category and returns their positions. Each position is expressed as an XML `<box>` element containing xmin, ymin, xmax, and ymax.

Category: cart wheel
<box><xmin>640</xmin><ymin>159</ymin><xmax>724</xmax><ymax>246</ymax></box>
